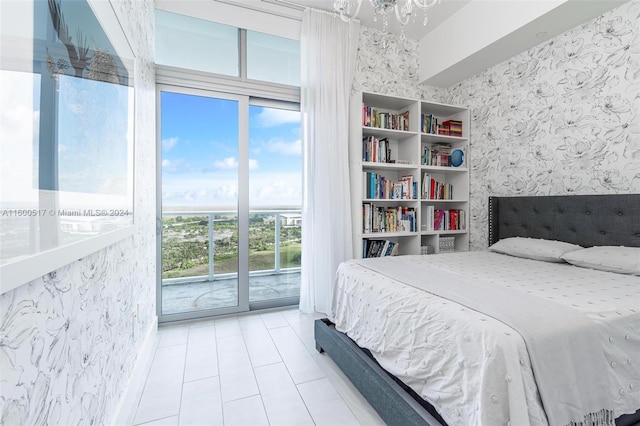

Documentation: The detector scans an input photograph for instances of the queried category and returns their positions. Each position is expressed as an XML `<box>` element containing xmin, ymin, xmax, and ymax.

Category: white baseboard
<box><xmin>110</xmin><ymin>315</ymin><xmax>159</xmax><ymax>426</ymax></box>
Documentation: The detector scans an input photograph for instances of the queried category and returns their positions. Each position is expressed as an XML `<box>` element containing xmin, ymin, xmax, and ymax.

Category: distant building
<box><xmin>280</xmin><ymin>214</ymin><xmax>301</xmax><ymax>227</ymax></box>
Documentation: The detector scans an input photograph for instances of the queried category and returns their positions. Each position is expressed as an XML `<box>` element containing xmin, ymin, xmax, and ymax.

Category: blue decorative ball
<box><xmin>451</xmin><ymin>149</ymin><xmax>464</xmax><ymax>167</ymax></box>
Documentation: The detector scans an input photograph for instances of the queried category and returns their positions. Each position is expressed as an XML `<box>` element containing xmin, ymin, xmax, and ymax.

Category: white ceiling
<box><xmin>272</xmin><ymin>0</ymin><xmax>472</xmax><ymax>40</ymax></box>
<box><xmin>214</xmin><ymin>0</ymin><xmax>471</xmax><ymax>39</ymax></box>
<box><xmin>212</xmin><ymin>0</ymin><xmax>629</xmax><ymax>87</ymax></box>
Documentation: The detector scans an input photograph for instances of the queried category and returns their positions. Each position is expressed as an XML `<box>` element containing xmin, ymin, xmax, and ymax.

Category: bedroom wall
<box><xmin>352</xmin><ymin>26</ymin><xmax>444</xmax><ymax>101</ymax></box>
<box><xmin>0</xmin><ymin>1</ymin><xmax>156</xmax><ymax>424</ymax></box>
<box><xmin>440</xmin><ymin>0</ymin><xmax>640</xmax><ymax>250</ymax></box>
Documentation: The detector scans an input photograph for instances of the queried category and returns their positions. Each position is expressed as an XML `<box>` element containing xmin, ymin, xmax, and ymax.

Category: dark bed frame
<box><xmin>315</xmin><ymin>194</ymin><xmax>640</xmax><ymax>426</ymax></box>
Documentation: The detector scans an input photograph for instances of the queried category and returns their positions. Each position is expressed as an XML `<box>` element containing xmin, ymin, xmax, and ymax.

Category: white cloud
<box><xmin>267</xmin><ymin>139</ymin><xmax>301</xmax><ymax>156</ymax></box>
<box><xmin>58</xmin><ymin>144</ymin><xmax>68</xmax><ymax>153</ymax></box>
<box><xmin>161</xmin><ymin>171</ymin><xmax>300</xmax><ymax>208</ymax></box>
<box><xmin>162</xmin><ymin>177</ymin><xmax>239</xmax><ymax>208</ymax></box>
<box><xmin>250</xmin><ymin>173</ymin><xmax>302</xmax><ymax>206</ymax></box>
<box><xmin>214</xmin><ymin>157</ymin><xmax>238</xmax><ymax>169</ymax></box>
<box><xmin>162</xmin><ymin>137</ymin><xmax>178</xmax><ymax>151</ymax></box>
<box><xmin>161</xmin><ymin>158</ymin><xmax>189</xmax><ymax>173</ymax></box>
<box><xmin>213</xmin><ymin>157</ymin><xmax>259</xmax><ymax>170</ymax></box>
<box><xmin>254</xmin><ymin>108</ymin><xmax>300</xmax><ymax>128</ymax></box>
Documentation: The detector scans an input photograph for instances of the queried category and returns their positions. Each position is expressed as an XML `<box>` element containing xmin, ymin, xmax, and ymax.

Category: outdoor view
<box><xmin>161</xmin><ymin>91</ymin><xmax>302</xmax><ymax>315</ymax></box>
<box><xmin>162</xmin><ymin>212</ymin><xmax>301</xmax><ymax>278</ymax></box>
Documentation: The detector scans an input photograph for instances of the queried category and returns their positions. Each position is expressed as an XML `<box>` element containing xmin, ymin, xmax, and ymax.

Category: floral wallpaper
<box><xmin>0</xmin><ymin>1</ymin><xmax>156</xmax><ymax>425</ymax></box>
<box><xmin>441</xmin><ymin>0</ymin><xmax>640</xmax><ymax>250</ymax></box>
<box><xmin>352</xmin><ymin>26</ymin><xmax>443</xmax><ymax>101</ymax></box>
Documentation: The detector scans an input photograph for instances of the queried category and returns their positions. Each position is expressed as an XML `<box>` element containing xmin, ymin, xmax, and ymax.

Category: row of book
<box><xmin>421</xmin><ymin>115</ymin><xmax>463</xmax><ymax>137</ymax></box>
<box><xmin>421</xmin><ymin>173</ymin><xmax>453</xmax><ymax>200</ymax></box>
<box><xmin>363</xmin><ymin>105</ymin><xmax>410</xmax><ymax>131</ymax></box>
<box><xmin>363</xmin><ymin>239</ymin><xmax>399</xmax><ymax>258</ymax></box>
<box><xmin>422</xmin><ymin>143</ymin><xmax>452</xmax><ymax>167</ymax></box>
<box><xmin>421</xmin><ymin>114</ymin><xmax>444</xmax><ymax>134</ymax></box>
<box><xmin>362</xmin><ymin>136</ymin><xmax>392</xmax><ymax>163</ymax></box>
<box><xmin>364</xmin><ymin>172</ymin><xmax>418</xmax><ymax>200</ymax></box>
<box><xmin>423</xmin><ymin>206</ymin><xmax>466</xmax><ymax>231</ymax></box>
<box><xmin>363</xmin><ymin>204</ymin><xmax>416</xmax><ymax>234</ymax></box>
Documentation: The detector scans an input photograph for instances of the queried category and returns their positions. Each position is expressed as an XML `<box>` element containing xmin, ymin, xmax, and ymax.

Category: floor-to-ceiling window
<box><xmin>248</xmin><ymin>102</ymin><xmax>302</xmax><ymax>307</ymax></box>
<box><xmin>155</xmin><ymin>9</ymin><xmax>301</xmax><ymax>322</ymax></box>
<box><xmin>159</xmin><ymin>89</ymin><xmax>244</xmax><ymax>316</ymax></box>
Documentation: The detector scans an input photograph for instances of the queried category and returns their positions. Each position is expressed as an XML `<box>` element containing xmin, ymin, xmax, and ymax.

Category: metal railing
<box><xmin>162</xmin><ymin>208</ymin><xmax>301</xmax><ymax>285</ymax></box>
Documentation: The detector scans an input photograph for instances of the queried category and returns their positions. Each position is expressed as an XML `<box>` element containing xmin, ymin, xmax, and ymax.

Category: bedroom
<box><xmin>0</xmin><ymin>0</ymin><xmax>638</xmax><ymax>425</ymax></box>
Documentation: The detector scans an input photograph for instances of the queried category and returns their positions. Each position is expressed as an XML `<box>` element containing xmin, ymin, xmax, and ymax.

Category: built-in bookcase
<box><xmin>349</xmin><ymin>91</ymin><xmax>470</xmax><ymax>258</ymax></box>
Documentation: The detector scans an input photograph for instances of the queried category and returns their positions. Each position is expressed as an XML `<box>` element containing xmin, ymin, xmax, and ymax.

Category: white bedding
<box><xmin>330</xmin><ymin>251</ymin><xmax>640</xmax><ymax>426</ymax></box>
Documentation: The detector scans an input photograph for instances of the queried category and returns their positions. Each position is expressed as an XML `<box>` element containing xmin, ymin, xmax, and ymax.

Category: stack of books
<box><xmin>442</xmin><ymin>120</ymin><xmax>463</xmax><ymax>137</ymax></box>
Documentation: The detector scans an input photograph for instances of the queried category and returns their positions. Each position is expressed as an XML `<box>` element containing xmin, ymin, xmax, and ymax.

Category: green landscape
<box><xmin>162</xmin><ymin>213</ymin><xmax>301</xmax><ymax>280</ymax></box>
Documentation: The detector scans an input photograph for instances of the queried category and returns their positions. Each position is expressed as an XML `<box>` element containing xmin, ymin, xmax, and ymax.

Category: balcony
<box><xmin>161</xmin><ymin>209</ymin><xmax>301</xmax><ymax>315</ymax></box>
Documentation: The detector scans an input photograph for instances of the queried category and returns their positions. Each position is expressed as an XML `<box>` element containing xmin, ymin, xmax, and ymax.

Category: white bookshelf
<box><xmin>349</xmin><ymin>91</ymin><xmax>470</xmax><ymax>257</ymax></box>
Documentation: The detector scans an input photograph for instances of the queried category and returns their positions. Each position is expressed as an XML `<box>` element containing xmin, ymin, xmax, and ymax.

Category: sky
<box><xmin>161</xmin><ymin>91</ymin><xmax>302</xmax><ymax>210</ymax></box>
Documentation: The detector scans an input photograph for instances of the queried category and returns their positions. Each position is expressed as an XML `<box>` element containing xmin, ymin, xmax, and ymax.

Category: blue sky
<box><xmin>161</xmin><ymin>91</ymin><xmax>301</xmax><ymax>209</ymax></box>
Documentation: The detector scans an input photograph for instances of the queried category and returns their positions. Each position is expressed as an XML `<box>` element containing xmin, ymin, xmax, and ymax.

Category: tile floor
<box><xmin>132</xmin><ymin>308</ymin><xmax>385</xmax><ymax>426</ymax></box>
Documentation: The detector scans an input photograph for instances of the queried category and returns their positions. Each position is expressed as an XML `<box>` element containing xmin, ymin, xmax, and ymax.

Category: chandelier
<box><xmin>334</xmin><ymin>0</ymin><xmax>441</xmax><ymax>38</ymax></box>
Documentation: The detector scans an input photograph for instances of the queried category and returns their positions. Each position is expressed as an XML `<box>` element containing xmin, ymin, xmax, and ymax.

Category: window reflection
<box><xmin>0</xmin><ymin>0</ymin><xmax>134</xmax><ymax>265</ymax></box>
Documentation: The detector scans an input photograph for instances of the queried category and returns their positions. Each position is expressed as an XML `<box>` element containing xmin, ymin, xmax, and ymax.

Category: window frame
<box><xmin>155</xmin><ymin>21</ymin><xmax>301</xmax><ymax>323</ymax></box>
<box><xmin>156</xmin><ymin>27</ymin><xmax>300</xmax><ymax>104</ymax></box>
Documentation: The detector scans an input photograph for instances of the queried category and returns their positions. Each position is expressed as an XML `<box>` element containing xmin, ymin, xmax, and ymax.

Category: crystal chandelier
<box><xmin>334</xmin><ymin>0</ymin><xmax>441</xmax><ymax>38</ymax></box>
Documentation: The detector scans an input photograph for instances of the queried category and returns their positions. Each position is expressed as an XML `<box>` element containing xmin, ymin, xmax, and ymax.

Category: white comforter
<box><xmin>330</xmin><ymin>251</ymin><xmax>640</xmax><ymax>426</ymax></box>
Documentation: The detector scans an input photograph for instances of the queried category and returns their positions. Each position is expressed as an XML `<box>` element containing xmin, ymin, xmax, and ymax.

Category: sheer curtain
<box><xmin>299</xmin><ymin>8</ymin><xmax>360</xmax><ymax>314</ymax></box>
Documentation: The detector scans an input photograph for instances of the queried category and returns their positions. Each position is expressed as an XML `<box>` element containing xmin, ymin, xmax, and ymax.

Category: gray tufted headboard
<box><xmin>488</xmin><ymin>194</ymin><xmax>640</xmax><ymax>248</ymax></box>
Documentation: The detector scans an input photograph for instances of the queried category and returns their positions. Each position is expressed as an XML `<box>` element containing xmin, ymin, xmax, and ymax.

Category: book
<box><xmin>400</xmin><ymin>175</ymin><xmax>413</xmax><ymax>199</ymax></box>
<box><xmin>434</xmin><ymin>209</ymin><xmax>445</xmax><ymax>230</ymax></box>
<box><xmin>443</xmin><ymin>120</ymin><xmax>463</xmax><ymax>137</ymax></box>
<box><xmin>425</xmin><ymin>205</ymin><xmax>434</xmax><ymax>231</ymax></box>
<box><xmin>364</xmin><ymin>239</ymin><xmax>399</xmax><ymax>257</ymax></box>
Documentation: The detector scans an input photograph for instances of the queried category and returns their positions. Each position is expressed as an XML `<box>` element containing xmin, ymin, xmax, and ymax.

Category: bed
<box><xmin>315</xmin><ymin>194</ymin><xmax>640</xmax><ymax>426</ymax></box>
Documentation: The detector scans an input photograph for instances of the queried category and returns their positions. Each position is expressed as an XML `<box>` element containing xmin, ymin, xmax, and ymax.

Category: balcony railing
<box><xmin>162</xmin><ymin>209</ymin><xmax>301</xmax><ymax>285</ymax></box>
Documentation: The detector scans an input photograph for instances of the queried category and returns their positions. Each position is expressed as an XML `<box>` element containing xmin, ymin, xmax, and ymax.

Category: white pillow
<box><xmin>489</xmin><ymin>237</ymin><xmax>582</xmax><ymax>262</ymax></box>
<box><xmin>560</xmin><ymin>246</ymin><xmax>640</xmax><ymax>275</ymax></box>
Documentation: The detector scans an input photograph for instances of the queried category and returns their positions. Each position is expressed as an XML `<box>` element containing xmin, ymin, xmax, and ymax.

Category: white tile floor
<box><xmin>132</xmin><ymin>308</ymin><xmax>385</xmax><ymax>426</ymax></box>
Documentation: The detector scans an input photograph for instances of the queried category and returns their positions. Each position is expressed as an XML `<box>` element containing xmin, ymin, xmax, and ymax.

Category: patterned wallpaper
<box><xmin>441</xmin><ymin>0</ymin><xmax>640</xmax><ymax>250</ymax></box>
<box><xmin>352</xmin><ymin>1</ymin><xmax>639</xmax><ymax>251</ymax></box>
<box><xmin>0</xmin><ymin>1</ymin><xmax>156</xmax><ymax>425</ymax></box>
<box><xmin>352</xmin><ymin>26</ymin><xmax>444</xmax><ymax>101</ymax></box>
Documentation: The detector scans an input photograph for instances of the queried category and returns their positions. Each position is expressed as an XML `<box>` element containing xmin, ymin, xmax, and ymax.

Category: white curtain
<box><xmin>299</xmin><ymin>8</ymin><xmax>360</xmax><ymax>314</ymax></box>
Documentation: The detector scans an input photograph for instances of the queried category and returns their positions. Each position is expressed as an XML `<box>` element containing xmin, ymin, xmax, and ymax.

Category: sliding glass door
<box><xmin>248</xmin><ymin>102</ymin><xmax>301</xmax><ymax>307</ymax></box>
<box><xmin>157</xmin><ymin>86</ymin><xmax>301</xmax><ymax>321</ymax></box>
